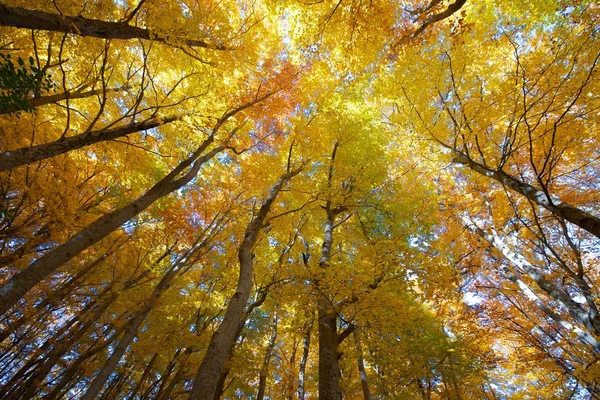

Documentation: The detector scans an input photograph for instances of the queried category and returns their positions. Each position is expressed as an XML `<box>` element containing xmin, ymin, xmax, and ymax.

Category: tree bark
<box><xmin>257</xmin><ymin>316</ymin><xmax>278</xmax><ymax>400</ymax></box>
<box><xmin>81</xmin><ymin>263</ymin><xmax>183</xmax><ymax>400</ymax></box>
<box><xmin>0</xmin><ymin>87</ymin><xmax>123</xmax><ymax>115</ymax></box>
<box><xmin>0</xmin><ymin>5</ymin><xmax>226</xmax><ymax>50</ymax></box>
<box><xmin>453</xmin><ymin>152</ymin><xmax>600</xmax><ymax>239</ymax></box>
<box><xmin>354</xmin><ymin>330</ymin><xmax>373</xmax><ymax>400</ymax></box>
<box><xmin>318</xmin><ymin>209</ymin><xmax>343</xmax><ymax>400</ymax></box>
<box><xmin>188</xmin><ymin>167</ymin><xmax>302</xmax><ymax>399</ymax></box>
<box><xmin>0</xmin><ymin>116</ymin><xmax>178</xmax><ymax>172</ymax></box>
<box><xmin>127</xmin><ymin>353</ymin><xmax>158</xmax><ymax>400</ymax></box>
<box><xmin>0</xmin><ymin>137</ymin><xmax>220</xmax><ymax>316</ymax></box>
<box><xmin>298</xmin><ymin>319</ymin><xmax>313</xmax><ymax>400</ymax></box>
<box><xmin>44</xmin><ymin>325</ymin><xmax>126</xmax><ymax>400</ymax></box>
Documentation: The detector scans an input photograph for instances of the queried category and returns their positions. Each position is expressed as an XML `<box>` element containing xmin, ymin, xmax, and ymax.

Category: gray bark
<box><xmin>188</xmin><ymin>167</ymin><xmax>302</xmax><ymax>399</ymax></box>
<box><xmin>298</xmin><ymin>319</ymin><xmax>313</xmax><ymax>400</ymax></box>
<box><xmin>453</xmin><ymin>152</ymin><xmax>600</xmax><ymax>239</ymax></box>
<box><xmin>0</xmin><ymin>5</ymin><xmax>226</xmax><ymax>50</ymax></box>
<box><xmin>0</xmin><ymin>116</ymin><xmax>178</xmax><ymax>172</ymax></box>
<box><xmin>354</xmin><ymin>330</ymin><xmax>372</xmax><ymax>400</ymax></box>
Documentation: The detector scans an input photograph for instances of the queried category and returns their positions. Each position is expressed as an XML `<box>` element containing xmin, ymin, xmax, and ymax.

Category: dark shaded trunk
<box><xmin>0</xmin><ymin>87</ymin><xmax>123</xmax><ymax>115</ymax></box>
<box><xmin>0</xmin><ymin>250</ymin><xmax>108</xmax><ymax>343</ymax></box>
<box><xmin>159</xmin><ymin>361</ymin><xmax>190</xmax><ymax>400</ymax></box>
<box><xmin>0</xmin><ymin>5</ymin><xmax>226</xmax><ymax>50</ymax></box>
<box><xmin>44</xmin><ymin>325</ymin><xmax>126</xmax><ymax>400</ymax></box>
<box><xmin>453</xmin><ymin>152</ymin><xmax>600</xmax><ymax>239</ymax></box>
<box><xmin>0</xmin><ymin>116</ymin><xmax>178</xmax><ymax>172</ymax></box>
<box><xmin>189</xmin><ymin>167</ymin><xmax>301</xmax><ymax>399</ymax></box>
<box><xmin>154</xmin><ymin>349</ymin><xmax>183</xmax><ymax>400</ymax></box>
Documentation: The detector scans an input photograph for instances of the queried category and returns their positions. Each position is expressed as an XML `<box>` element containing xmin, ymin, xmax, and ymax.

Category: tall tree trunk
<box><xmin>0</xmin><ymin>137</ymin><xmax>221</xmax><ymax>316</ymax></box>
<box><xmin>0</xmin><ymin>248</ymin><xmax>109</xmax><ymax>344</ymax></box>
<box><xmin>257</xmin><ymin>316</ymin><xmax>278</xmax><ymax>400</ymax></box>
<box><xmin>298</xmin><ymin>318</ymin><xmax>313</xmax><ymax>400</ymax></box>
<box><xmin>154</xmin><ymin>349</ymin><xmax>183</xmax><ymax>400</ymax></box>
<box><xmin>44</xmin><ymin>325</ymin><xmax>127</xmax><ymax>400</ymax></box>
<box><xmin>0</xmin><ymin>116</ymin><xmax>178</xmax><ymax>172</ymax></box>
<box><xmin>188</xmin><ymin>167</ymin><xmax>302</xmax><ymax>399</ymax></box>
<box><xmin>81</xmin><ymin>263</ymin><xmax>183</xmax><ymax>400</ymax></box>
<box><xmin>453</xmin><ymin>152</ymin><xmax>600</xmax><ymax>239</ymax></box>
<box><xmin>0</xmin><ymin>5</ymin><xmax>226</xmax><ymax>50</ymax></box>
<box><xmin>0</xmin><ymin>87</ymin><xmax>124</xmax><ymax>115</ymax></box>
<box><xmin>318</xmin><ymin>209</ymin><xmax>343</xmax><ymax>400</ymax></box>
<box><xmin>127</xmin><ymin>353</ymin><xmax>158</xmax><ymax>400</ymax></box>
<box><xmin>354</xmin><ymin>329</ymin><xmax>372</xmax><ymax>400</ymax></box>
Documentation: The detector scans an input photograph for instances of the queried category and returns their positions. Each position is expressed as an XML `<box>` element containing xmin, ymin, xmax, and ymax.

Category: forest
<box><xmin>0</xmin><ymin>0</ymin><xmax>599</xmax><ymax>399</ymax></box>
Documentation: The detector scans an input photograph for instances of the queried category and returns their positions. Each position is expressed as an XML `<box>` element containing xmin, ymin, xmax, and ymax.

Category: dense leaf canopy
<box><xmin>0</xmin><ymin>1</ymin><xmax>599</xmax><ymax>399</ymax></box>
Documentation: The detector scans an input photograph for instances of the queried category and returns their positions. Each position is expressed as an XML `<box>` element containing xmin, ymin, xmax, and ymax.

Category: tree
<box><xmin>1</xmin><ymin>1</ymin><xmax>599</xmax><ymax>399</ymax></box>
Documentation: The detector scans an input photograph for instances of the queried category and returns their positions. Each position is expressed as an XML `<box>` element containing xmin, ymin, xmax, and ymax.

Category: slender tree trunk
<box><xmin>44</xmin><ymin>325</ymin><xmax>126</xmax><ymax>400</ymax></box>
<box><xmin>188</xmin><ymin>168</ymin><xmax>301</xmax><ymax>399</ymax></box>
<box><xmin>81</xmin><ymin>309</ymin><xmax>149</xmax><ymax>400</ymax></box>
<box><xmin>453</xmin><ymin>152</ymin><xmax>600</xmax><ymax>239</ymax></box>
<box><xmin>0</xmin><ymin>116</ymin><xmax>178</xmax><ymax>172</ymax></box>
<box><xmin>298</xmin><ymin>319</ymin><xmax>313</xmax><ymax>400</ymax></box>
<box><xmin>286</xmin><ymin>340</ymin><xmax>298</xmax><ymax>400</ymax></box>
<box><xmin>354</xmin><ymin>330</ymin><xmax>372</xmax><ymax>400</ymax></box>
<box><xmin>257</xmin><ymin>316</ymin><xmax>278</xmax><ymax>400</ymax></box>
<box><xmin>154</xmin><ymin>349</ymin><xmax>183</xmax><ymax>400</ymax></box>
<box><xmin>0</xmin><ymin>137</ymin><xmax>220</xmax><ymax>316</ymax></box>
<box><xmin>0</xmin><ymin>250</ymin><xmax>108</xmax><ymax>344</ymax></box>
<box><xmin>0</xmin><ymin>5</ymin><xmax>226</xmax><ymax>50</ymax></box>
<box><xmin>81</xmin><ymin>264</ymin><xmax>182</xmax><ymax>400</ymax></box>
<box><xmin>159</xmin><ymin>368</ymin><xmax>185</xmax><ymax>400</ymax></box>
<box><xmin>0</xmin><ymin>87</ymin><xmax>123</xmax><ymax>115</ymax></box>
<box><xmin>127</xmin><ymin>353</ymin><xmax>158</xmax><ymax>400</ymax></box>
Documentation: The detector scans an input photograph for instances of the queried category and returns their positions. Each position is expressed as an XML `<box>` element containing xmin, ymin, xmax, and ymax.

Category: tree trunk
<box><xmin>0</xmin><ymin>116</ymin><xmax>178</xmax><ymax>172</ymax></box>
<box><xmin>257</xmin><ymin>316</ymin><xmax>278</xmax><ymax>400</ymax></box>
<box><xmin>354</xmin><ymin>330</ymin><xmax>372</xmax><ymax>400</ymax></box>
<box><xmin>0</xmin><ymin>137</ymin><xmax>220</xmax><ymax>316</ymax></box>
<box><xmin>127</xmin><ymin>353</ymin><xmax>158</xmax><ymax>400</ymax></box>
<box><xmin>44</xmin><ymin>325</ymin><xmax>126</xmax><ymax>400</ymax></box>
<box><xmin>0</xmin><ymin>5</ymin><xmax>226</xmax><ymax>50</ymax></box>
<box><xmin>298</xmin><ymin>319</ymin><xmax>313</xmax><ymax>400</ymax></box>
<box><xmin>0</xmin><ymin>87</ymin><xmax>123</xmax><ymax>115</ymax></box>
<box><xmin>81</xmin><ymin>264</ymin><xmax>182</xmax><ymax>400</ymax></box>
<box><xmin>453</xmin><ymin>152</ymin><xmax>600</xmax><ymax>239</ymax></box>
<box><xmin>188</xmin><ymin>168</ymin><xmax>301</xmax><ymax>399</ymax></box>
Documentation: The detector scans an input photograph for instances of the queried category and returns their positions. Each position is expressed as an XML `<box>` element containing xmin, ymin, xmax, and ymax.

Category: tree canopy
<box><xmin>0</xmin><ymin>0</ymin><xmax>599</xmax><ymax>399</ymax></box>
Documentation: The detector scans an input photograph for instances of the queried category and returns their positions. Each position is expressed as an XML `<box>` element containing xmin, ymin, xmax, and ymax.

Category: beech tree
<box><xmin>1</xmin><ymin>0</ymin><xmax>599</xmax><ymax>399</ymax></box>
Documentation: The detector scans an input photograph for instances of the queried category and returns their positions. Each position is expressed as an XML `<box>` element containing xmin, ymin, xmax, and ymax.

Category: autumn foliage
<box><xmin>0</xmin><ymin>0</ymin><xmax>599</xmax><ymax>399</ymax></box>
